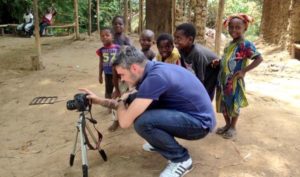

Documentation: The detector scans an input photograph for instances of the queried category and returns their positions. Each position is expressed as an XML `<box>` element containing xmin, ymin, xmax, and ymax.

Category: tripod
<box><xmin>69</xmin><ymin>111</ymin><xmax>107</xmax><ymax>177</ymax></box>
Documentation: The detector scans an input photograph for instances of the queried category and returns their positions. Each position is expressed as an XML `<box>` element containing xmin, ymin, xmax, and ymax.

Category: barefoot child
<box><xmin>110</xmin><ymin>15</ymin><xmax>132</xmax><ymax>131</ymax></box>
<box><xmin>174</xmin><ymin>23</ymin><xmax>220</xmax><ymax>100</ymax></box>
<box><xmin>96</xmin><ymin>27</ymin><xmax>120</xmax><ymax>113</ymax></box>
<box><xmin>156</xmin><ymin>33</ymin><xmax>181</xmax><ymax>65</ymax></box>
<box><xmin>215</xmin><ymin>14</ymin><xmax>263</xmax><ymax>139</ymax></box>
<box><xmin>139</xmin><ymin>29</ymin><xmax>156</xmax><ymax>60</ymax></box>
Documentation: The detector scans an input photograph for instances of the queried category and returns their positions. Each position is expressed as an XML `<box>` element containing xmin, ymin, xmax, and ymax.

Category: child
<box><xmin>215</xmin><ymin>14</ymin><xmax>263</xmax><ymax>139</ymax></box>
<box><xmin>174</xmin><ymin>23</ymin><xmax>220</xmax><ymax>100</ymax></box>
<box><xmin>96</xmin><ymin>27</ymin><xmax>120</xmax><ymax>113</ymax></box>
<box><xmin>156</xmin><ymin>33</ymin><xmax>181</xmax><ymax>65</ymax></box>
<box><xmin>139</xmin><ymin>29</ymin><xmax>156</xmax><ymax>60</ymax></box>
<box><xmin>112</xmin><ymin>16</ymin><xmax>131</xmax><ymax>46</ymax></box>
<box><xmin>110</xmin><ymin>16</ymin><xmax>131</xmax><ymax>131</ymax></box>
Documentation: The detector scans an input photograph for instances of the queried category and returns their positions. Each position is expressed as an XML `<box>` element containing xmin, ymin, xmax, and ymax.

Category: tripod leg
<box><xmin>86</xmin><ymin>124</ymin><xmax>107</xmax><ymax>161</ymax></box>
<box><xmin>79</xmin><ymin>116</ymin><xmax>88</xmax><ymax>177</ymax></box>
<box><xmin>70</xmin><ymin>127</ymin><xmax>79</xmax><ymax>166</ymax></box>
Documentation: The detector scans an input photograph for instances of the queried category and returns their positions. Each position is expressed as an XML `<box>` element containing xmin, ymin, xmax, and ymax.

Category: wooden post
<box><xmin>139</xmin><ymin>0</ymin><xmax>143</xmax><ymax>34</ymax></box>
<box><xmin>215</xmin><ymin>0</ymin><xmax>225</xmax><ymax>56</ymax></box>
<box><xmin>124</xmin><ymin>0</ymin><xmax>128</xmax><ymax>34</ymax></box>
<box><xmin>97</xmin><ymin>0</ymin><xmax>100</xmax><ymax>34</ymax></box>
<box><xmin>74</xmin><ymin>0</ymin><xmax>80</xmax><ymax>39</ymax></box>
<box><xmin>88</xmin><ymin>0</ymin><xmax>91</xmax><ymax>36</ymax></box>
<box><xmin>33</xmin><ymin>0</ymin><xmax>43</xmax><ymax>70</ymax></box>
<box><xmin>172</xmin><ymin>0</ymin><xmax>176</xmax><ymax>34</ymax></box>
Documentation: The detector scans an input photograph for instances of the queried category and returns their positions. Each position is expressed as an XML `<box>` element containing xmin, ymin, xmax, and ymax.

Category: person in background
<box><xmin>174</xmin><ymin>23</ymin><xmax>220</xmax><ymax>100</ymax></box>
<box><xmin>39</xmin><ymin>7</ymin><xmax>56</xmax><ymax>36</ymax></box>
<box><xmin>139</xmin><ymin>29</ymin><xmax>156</xmax><ymax>60</ymax></box>
<box><xmin>215</xmin><ymin>14</ymin><xmax>263</xmax><ymax>139</ymax></box>
<box><xmin>17</xmin><ymin>8</ymin><xmax>34</xmax><ymax>37</ymax></box>
<box><xmin>96</xmin><ymin>27</ymin><xmax>120</xmax><ymax>115</ymax></box>
<box><xmin>156</xmin><ymin>33</ymin><xmax>182</xmax><ymax>65</ymax></box>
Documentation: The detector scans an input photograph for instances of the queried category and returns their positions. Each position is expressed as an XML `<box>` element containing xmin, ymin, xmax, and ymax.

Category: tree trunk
<box><xmin>124</xmin><ymin>0</ymin><xmax>128</xmax><ymax>34</ymax></box>
<box><xmin>194</xmin><ymin>0</ymin><xmax>208</xmax><ymax>45</ymax></box>
<box><xmin>172</xmin><ymin>0</ymin><xmax>176</xmax><ymax>33</ymax></box>
<box><xmin>176</xmin><ymin>0</ymin><xmax>184</xmax><ymax>26</ymax></box>
<box><xmin>96</xmin><ymin>0</ymin><xmax>100</xmax><ymax>34</ymax></box>
<box><xmin>74</xmin><ymin>0</ymin><xmax>80</xmax><ymax>39</ymax></box>
<box><xmin>33</xmin><ymin>0</ymin><xmax>43</xmax><ymax>70</ymax></box>
<box><xmin>139</xmin><ymin>0</ymin><xmax>143</xmax><ymax>34</ymax></box>
<box><xmin>129</xmin><ymin>0</ymin><xmax>132</xmax><ymax>33</ymax></box>
<box><xmin>146</xmin><ymin>0</ymin><xmax>172</xmax><ymax>35</ymax></box>
<box><xmin>214</xmin><ymin>0</ymin><xmax>225</xmax><ymax>56</ymax></box>
<box><xmin>88</xmin><ymin>0</ymin><xmax>91</xmax><ymax>36</ymax></box>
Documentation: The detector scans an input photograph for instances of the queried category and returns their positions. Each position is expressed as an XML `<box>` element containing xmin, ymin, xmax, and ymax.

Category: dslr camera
<box><xmin>66</xmin><ymin>93</ymin><xmax>90</xmax><ymax>112</ymax></box>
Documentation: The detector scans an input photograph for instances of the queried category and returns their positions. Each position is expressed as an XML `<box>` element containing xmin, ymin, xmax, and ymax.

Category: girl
<box><xmin>215</xmin><ymin>14</ymin><xmax>263</xmax><ymax>139</ymax></box>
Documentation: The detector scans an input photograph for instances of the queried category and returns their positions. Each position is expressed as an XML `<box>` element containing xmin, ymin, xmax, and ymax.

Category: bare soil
<box><xmin>0</xmin><ymin>34</ymin><xmax>299</xmax><ymax>177</ymax></box>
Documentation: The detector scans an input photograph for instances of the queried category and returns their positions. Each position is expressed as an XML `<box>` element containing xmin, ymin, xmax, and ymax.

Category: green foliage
<box><xmin>207</xmin><ymin>0</ymin><xmax>262</xmax><ymax>38</ymax></box>
<box><xmin>0</xmin><ymin>0</ymin><xmax>139</xmax><ymax>33</ymax></box>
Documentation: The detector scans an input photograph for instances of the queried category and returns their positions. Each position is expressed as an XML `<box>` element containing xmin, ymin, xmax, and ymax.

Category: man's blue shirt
<box><xmin>136</xmin><ymin>61</ymin><xmax>216</xmax><ymax>131</ymax></box>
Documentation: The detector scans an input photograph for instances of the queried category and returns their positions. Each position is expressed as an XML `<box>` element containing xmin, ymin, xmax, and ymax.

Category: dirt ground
<box><xmin>0</xmin><ymin>33</ymin><xmax>299</xmax><ymax>177</ymax></box>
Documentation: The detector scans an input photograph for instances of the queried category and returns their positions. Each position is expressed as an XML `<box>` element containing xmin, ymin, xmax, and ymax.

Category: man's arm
<box><xmin>117</xmin><ymin>98</ymin><xmax>152</xmax><ymax>128</ymax></box>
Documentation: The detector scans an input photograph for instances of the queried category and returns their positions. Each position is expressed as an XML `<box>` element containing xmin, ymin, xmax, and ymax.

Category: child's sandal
<box><xmin>216</xmin><ymin>126</ymin><xmax>229</xmax><ymax>135</ymax></box>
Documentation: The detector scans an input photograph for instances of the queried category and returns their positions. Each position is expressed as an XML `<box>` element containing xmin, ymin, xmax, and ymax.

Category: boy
<box><xmin>156</xmin><ymin>33</ymin><xmax>181</xmax><ymax>65</ymax></box>
<box><xmin>174</xmin><ymin>23</ymin><xmax>220</xmax><ymax>100</ymax></box>
<box><xmin>96</xmin><ymin>27</ymin><xmax>120</xmax><ymax>114</ymax></box>
<box><xmin>139</xmin><ymin>29</ymin><xmax>156</xmax><ymax>60</ymax></box>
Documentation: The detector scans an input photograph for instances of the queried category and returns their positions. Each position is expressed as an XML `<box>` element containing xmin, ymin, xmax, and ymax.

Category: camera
<box><xmin>66</xmin><ymin>93</ymin><xmax>90</xmax><ymax>111</ymax></box>
<box><xmin>124</xmin><ymin>92</ymin><xmax>137</xmax><ymax>105</ymax></box>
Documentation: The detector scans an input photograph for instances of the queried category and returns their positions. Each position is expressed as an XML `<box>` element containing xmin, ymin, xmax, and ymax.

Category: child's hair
<box><xmin>141</xmin><ymin>29</ymin><xmax>154</xmax><ymax>38</ymax></box>
<box><xmin>112</xmin><ymin>16</ymin><xmax>125</xmax><ymax>24</ymax></box>
<box><xmin>176</xmin><ymin>23</ymin><xmax>196</xmax><ymax>42</ymax></box>
<box><xmin>100</xmin><ymin>27</ymin><xmax>113</xmax><ymax>33</ymax></box>
<box><xmin>223</xmin><ymin>13</ymin><xmax>254</xmax><ymax>31</ymax></box>
<box><xmin>157</xmin><ymin>33</ymin><xmax>174</xmax><ymax>45</ymax></box>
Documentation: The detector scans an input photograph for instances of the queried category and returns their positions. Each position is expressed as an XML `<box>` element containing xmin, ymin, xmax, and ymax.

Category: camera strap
<box><xmin>82</xmin><ymin>107</ymin><xmax>103</xmax><ymax>151</ymax></box>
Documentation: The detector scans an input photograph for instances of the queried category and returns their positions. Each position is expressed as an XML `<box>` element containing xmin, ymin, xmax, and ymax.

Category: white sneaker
<box><xmin>159</xmin><ymin>158</ymin><xmax>193</xmax><ymax>177</ymax></box>
<box><xmin>142</xmin><ymin>142</ymin><xmax>156</xmax><ymax>152</ymax></box>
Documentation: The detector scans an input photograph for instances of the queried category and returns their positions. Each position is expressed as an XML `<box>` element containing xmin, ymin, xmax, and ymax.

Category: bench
<box><xmin>0</xmin><ymin>24</ymin><xmax>8</xmax><ymax>35</ymax></box>
<box><xmin>0</xmin><ymin>24</ymin><xmax>19</xmax><ymax>35</ymax></box>
<box><xmin>47</xmin><ymin>23</ymin><xmax>75</xmax><ymax>35</ymax></box>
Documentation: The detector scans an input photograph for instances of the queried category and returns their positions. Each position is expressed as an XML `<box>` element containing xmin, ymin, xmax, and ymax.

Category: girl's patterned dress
<box><xmin>216</xmin><ymin>39</ymin><xmax>261</xmax><ymax>117</ymax></box>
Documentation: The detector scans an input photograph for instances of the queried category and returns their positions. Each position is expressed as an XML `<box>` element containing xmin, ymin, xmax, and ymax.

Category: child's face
<box><xmin>113</xmin><ymin>18</ymin><xmax>125</xmax><ymax>34</ymax></box>
<box><xmin>157</xmin><ymin>40</ymin><xmax>174</xmax><ymax>59</ymax></box>
<box><xmin>100</xmin><ymin>30</ymin><xmax>113</xmax><ymax>46</ymax></box>
<box><xmin>228</xmin><ymin>18</ymin><xmax>246</xmax><ymax>40</ymax></box>
<box><xmin>139</xmin><ymin>35</ymin><xmax>154</xmax><ymax>51</ymax></box>
<box><xmin>174</xmin><ymin>30</ymin><xmax>193</xmax><ymax>50</ymax></box>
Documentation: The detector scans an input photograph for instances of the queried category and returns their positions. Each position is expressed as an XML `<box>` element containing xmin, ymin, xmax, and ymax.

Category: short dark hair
<box><xmin>156</xmin><ymin>33</ymin><xmax>174</xmax><ymax>46</ymax></box>
<box><xmin>113</xmin><ymin>46</ymin><xmax>147</xmax><ymax>69</ymax></box>
<box><xmin>100</xmin><ymin>27</ymin><xmax>113</xmax><ymax>33</ymax></box>
<box><xmin>112</xmin><ymin>16</ymin><xmax>125</xmax><ymax>25</ymax></box>
<box><xmin>176</xmin><ymin>23</ymin><xmax>196</xmax><ymax>41</ymax></box>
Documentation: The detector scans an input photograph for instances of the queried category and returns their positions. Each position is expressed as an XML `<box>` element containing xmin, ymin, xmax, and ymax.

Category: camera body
<box><xmin>66</xmin><ymin>93</ymin><xmax>90</xmax><ymax>112</ymax></box>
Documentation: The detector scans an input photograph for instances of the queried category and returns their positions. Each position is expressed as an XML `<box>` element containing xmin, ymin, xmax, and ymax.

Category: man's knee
<box><xmin>133</xmin><ymin>111</ymin><xmax>152</xmax><ymax>134</ymax></box>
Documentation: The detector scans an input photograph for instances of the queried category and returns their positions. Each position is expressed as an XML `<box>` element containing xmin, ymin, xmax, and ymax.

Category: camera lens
<box><xmin>66</xmin><ymin>100</ymin><xmax>77</xmax><ymax>110</ymax></box>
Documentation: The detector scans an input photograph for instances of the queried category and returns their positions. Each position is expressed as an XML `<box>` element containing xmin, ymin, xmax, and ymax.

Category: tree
<box><xmin>194</xmin><ymin>0</ymin><xmax>208</xmax><ymax>44</ymax></box>
<box><xmin>146</xmin><ymin>0</ymin><xmax>172</xmax><ymax>35</ymax></box>
<box><xmin>214</xmin><ymin>0</ymin><xmax>225</xmax><ymax>56</ymax></box>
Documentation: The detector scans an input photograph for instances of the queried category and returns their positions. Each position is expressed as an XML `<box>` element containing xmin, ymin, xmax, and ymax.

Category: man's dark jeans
<box><xmin>134</xmin><ymin>109</ymin><xmax>209</xmax><ymax>163</ymax></box>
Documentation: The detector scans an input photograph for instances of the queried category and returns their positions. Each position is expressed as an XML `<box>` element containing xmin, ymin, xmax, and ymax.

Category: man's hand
<box><xmin>112</xmin><ymin>90</ymin><xmax>121</xmax><ymax>99</ymax></box>
<box><xmin>78</xmin><ymin>88</ymin><xmax>102</xmax><ymax>104</ymax></box>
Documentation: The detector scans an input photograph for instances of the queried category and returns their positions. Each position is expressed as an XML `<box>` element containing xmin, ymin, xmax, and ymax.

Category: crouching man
<box><xmin>80</xmin><ymin>46</ymin><xmax>216</xmax><ymax>177</ymax></box>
